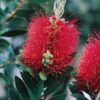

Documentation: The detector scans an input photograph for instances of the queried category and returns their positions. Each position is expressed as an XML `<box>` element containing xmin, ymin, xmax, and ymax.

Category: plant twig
<box><xmin>6</xmin><ymin>0</ymin><xmax>27</xmax><ymax>21</ymax></box>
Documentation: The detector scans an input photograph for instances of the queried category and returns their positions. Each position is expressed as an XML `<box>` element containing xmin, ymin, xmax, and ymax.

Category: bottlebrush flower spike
<box><xmin>77</xmin><ymin>32</ymin><xmax>100</xmax><ymax>93</ymax></box>
<box><xmin>22</xmin><ymin>16</ymin><xmax>80</xmax><ymax>74</ymax></box>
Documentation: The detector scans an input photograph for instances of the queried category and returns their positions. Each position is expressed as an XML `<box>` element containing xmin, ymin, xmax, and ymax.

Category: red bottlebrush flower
<box><xmin>77</xmin><ymin>33</ymin><xmax>100</xmax><ymax>93</ymax></box>
<box><xmin>22</xmin><ymin>16</ymin><xmax>80</xmax><ymax>74</ymax></box>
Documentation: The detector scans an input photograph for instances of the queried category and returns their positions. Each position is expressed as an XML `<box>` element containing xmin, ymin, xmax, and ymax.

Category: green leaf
<box><xmin>72</xmin><ymin>93</ymin><xmax>86</xmax><ymax>100</ymax></box>
<box><xmin>7</xmin><ymin>17</ymin><xmax>27</xmax><ymax>30</ymax></box>
<box><xmin>15</xmin><ymin>76</ymin><xmax>30</xmax><ymax>100</ymax></box>
<box><xmin>0</xmin><ymin>39</ymin><xmax>10</xmax><ymax>65</ymax></box>
<box><xmin>45</xmin><ymin>75</ymin><xmax>62</xmax><ymax>96</ymax></box>
<box><xmin>1</xmin><ymin>17</ymin><xmax>27</xmax><ymax>36</ymax></box>
<box><xmin>0</xmin><ymin>38</ymin><xmax>9</xmax><ymax>48</ymax></box>
<box><xmin>9</xmin><ymin>89</ymin><xmax>20</xmax><ymax>100</ymax></box>
<box><xmin>4</xmin><ymin>64</ymin><xmax>19</xmax><ymax>85</ymax></box>
<box><xmin>0</xmin><ymin>8</ymin><xmax>5</xmax><ymax>19</ymax></box>
<box><xmin>17</xmin><ymin>9</ymin><xmax>35</xmax><ymax>19</ymax></box>
<box><xmin>4</xmin><ymin>68</ymin><xmax>12</xmax><ymax>85</ymax></box>
<box><xmin>21</xmin><ymin>71</ymin><xmax>44</xmax><ymax>100</ymax></box>
<box><xmin>68</xmin><ymin>80</ymin><xmax>79</xmax><ymax>93</ymax></box>
<box><xmin>70</xmin><ymin>71</ymin><xmax>77</xmax><ymax>77</ymax></box>
<box><xmin>0</xmin><ymin>73</ymin><xmax>7</xmax><ymax>82</ymax></box>
<box><xmin>6</xmin><ymin>1</ymin><xmax>17</xmax><ymax>13</ymax></box>
<box><xmin>21</xmin><ymin>72</ymin><xmax>37</xmax><ymax>100</ymax></box>
<box><xmin>30</xmin><ymin>0</ymin><xmax>47</xmax><ymax>4</ymax></box>
<box><xmin>0</xmin><ymin>73</ymin><xmax>5</xmax><ymax>79</ymax></box>
<box><xmin>50</xmin><ymin>93</ymin><xmax>66</xmax><ymax>100</ymax></box>
<box><xmin>40</xmin><ymin>0</ymin><xmax>54</xmax><ymax>15</ymax></box>
<box><xmin>0</xmin><ymin>38</ymin><xmax>15</xmax><ymax>65</ymax></box>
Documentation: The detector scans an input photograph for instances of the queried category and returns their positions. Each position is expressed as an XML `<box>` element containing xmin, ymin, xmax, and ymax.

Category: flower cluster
<box><xmin>77</xmin><ymin>33</ymin><xmax>100</xmax><ymax>93</ymax></box>
<box><xmin>22</xmin><ymin>16</ymin><xmax>80</xmax><ymax>74</ymax></box>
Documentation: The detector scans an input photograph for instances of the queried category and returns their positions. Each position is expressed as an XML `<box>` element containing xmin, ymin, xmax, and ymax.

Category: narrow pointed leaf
<box><xmin>21</xmin><ymin>72</ymin><xmax>37</xmax><ymax>100</ymax></box>
<box><xmin>9</xmin><ymin>89</ymin><xmax>20</xmax><ymax>100</ymax></box>
<box><xmin>15</xmin><ymin>76</ymin><xmax>30</xmax><ymax>100</ymax></box>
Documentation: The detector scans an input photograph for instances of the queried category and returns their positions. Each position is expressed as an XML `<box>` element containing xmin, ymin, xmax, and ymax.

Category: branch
<box><xmin>6</xmin><ymin>0</ymin><xmax>27</xmax><ymax>21</ymax></box>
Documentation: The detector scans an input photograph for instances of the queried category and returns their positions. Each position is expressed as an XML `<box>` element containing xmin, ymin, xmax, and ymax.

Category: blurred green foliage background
<box><xmin>0</xmin><ymin>0</ymin><xmax>100</xmax><ymax>99</ymax></box>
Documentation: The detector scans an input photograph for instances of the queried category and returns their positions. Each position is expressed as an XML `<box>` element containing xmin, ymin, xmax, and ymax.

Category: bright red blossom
<box><xmin>22</xmin><ymin>16</ymin><xmax>80</xmax><ymax>74</ymax></box>
<box><xmin>77</xmin><ymin>34</ymin><xmax>100</xmax><ymax>92</ymax></box>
